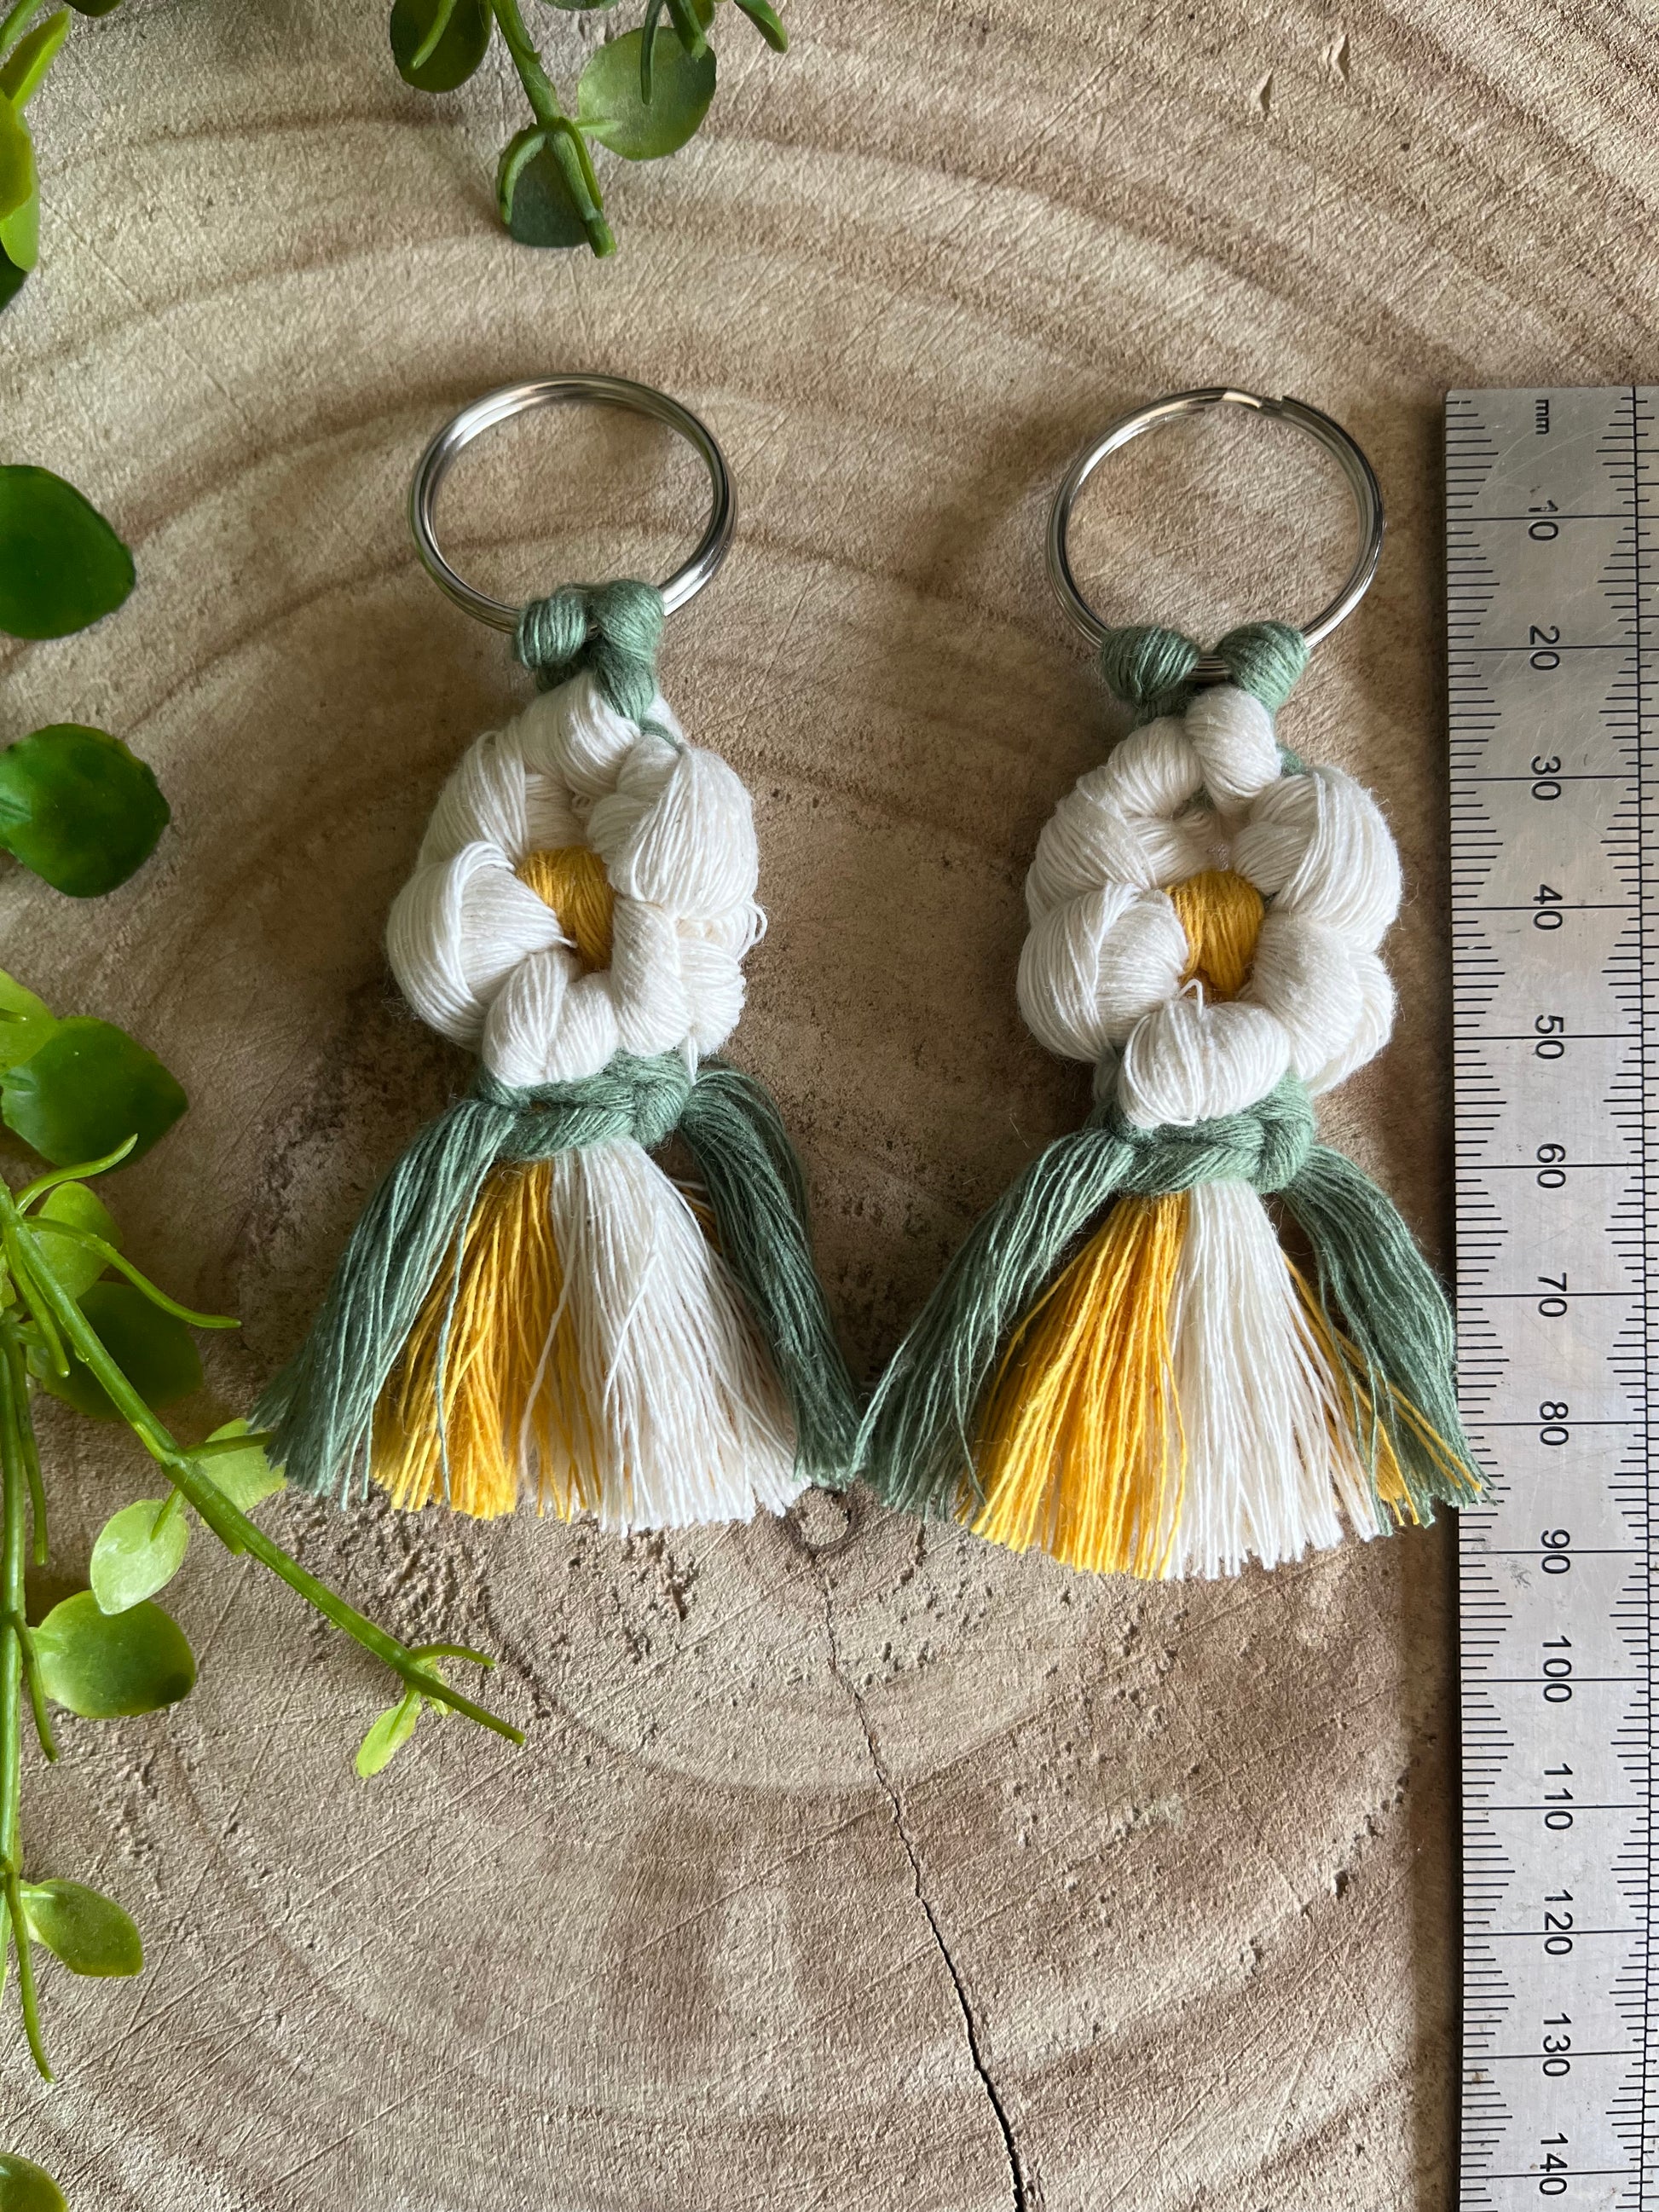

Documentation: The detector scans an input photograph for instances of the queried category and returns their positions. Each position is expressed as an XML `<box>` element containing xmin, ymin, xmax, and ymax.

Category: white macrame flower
<box><xmin>386</xmin><ymin>670</ymin><xmax>763</xmax><ymax>1088</ymax></box>
<box><xmin>1016</xmin><ymin>684</ymin><xmax>1401</xmax><ymax>1127</ymax></box>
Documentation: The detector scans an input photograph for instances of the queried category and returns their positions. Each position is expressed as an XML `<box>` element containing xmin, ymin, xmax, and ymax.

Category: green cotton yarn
<box><xmin>1097</xmin><ymin>619</ymin><xmax>1310</xmax><ymax>724</ymax></box>
<box><xmin>515</xmin><ymin>578</ymin><xmax>665</xmax><ymax>723</ymax></box>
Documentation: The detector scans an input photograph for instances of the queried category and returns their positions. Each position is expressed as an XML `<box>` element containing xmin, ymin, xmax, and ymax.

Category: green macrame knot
<box><xmin>477</xmin><ymin>1052</ymin><xmax>691</xmax><ymax>1158</ymax></box>
<box><xmin>1097</xmin><ymin>619</ymin><xmax>1310</xmax><ymax>723</ymax></box>
<box><xmin>515</xmin><ymin>578</ymin><xmax>665</xmax><ymax>725</ymax></box>
<box><xmin>1093</xmin><ymin>1076</ymin><xmax>1314</xmax><ymax>1196</ymax></box>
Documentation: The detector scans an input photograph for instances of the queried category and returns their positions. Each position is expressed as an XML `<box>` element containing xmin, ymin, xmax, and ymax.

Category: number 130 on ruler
<box><xmin>1451</xmin><ymin>388</ymin><xmax>1657</xmax><ymax>2209</ymax></box>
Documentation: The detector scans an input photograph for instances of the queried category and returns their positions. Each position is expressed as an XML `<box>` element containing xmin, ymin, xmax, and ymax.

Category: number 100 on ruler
<box><xmin>1452</xmin><ymin>388</ymin><xmax>1656</xmax><ymax>2209</ymax></box>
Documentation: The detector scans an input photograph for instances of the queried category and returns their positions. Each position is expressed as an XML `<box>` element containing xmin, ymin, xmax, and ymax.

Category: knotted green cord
<box><xmin>262</xmin><ymin>579</ymin><xmax>857</xmax><ymax>1500</ymax></box>
<box><xmin>1096</xmin><ymin>619</ymin><xmax>1310</xmax><ymax>724</ymax></box>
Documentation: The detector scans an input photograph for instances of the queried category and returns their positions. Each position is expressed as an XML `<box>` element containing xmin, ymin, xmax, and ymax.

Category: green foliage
<box><xmin>356</xmin><ymin>1688</ymin><xmax>422</xmax><ymax>1777</ymax></box>
<box><xmin>2</xmin><ymin>1017</ymin><xmax>188</xmax><ymax>1167</ymax></box>
<box><xmin>20</xmin><ymin>1879</ymin><xmax>142</xmax><ymax>1975</ymax></box>
<box><xmin>0</xmin><ymin>469</ymin><xmax>133</xmax><ymax>640</ymax></box>
<box><xmin>0</xmin><ymin>11</ymin><xmax>66</xmax><ymax>107</ymax></box>
<box><xmin>33</xmin><ymin>1592</ymin><xmax>195</xmax><ymax>1718</ymax></box>
<box><xmin>194</xmin><ymin>1419</ymin><xmax>286</xmax><ymax>1515</ymax></box>
<box><xmin>30</xmin><ymin>1179</ymin><xmax>116</xmax><ymax>1300</ymax></box>
<box><xmin>0</xmin><ymin>725</ymin><xmax>169</xmax><ymax>896</ymax></box>
<box><xmin>578</xmin><ymin>24</ymin><xmax>714</xmax><ymax>160</ymax></box>
<box><xmin>89</xmin><ymin>1497</ymin><xmax>188</xmax><ymax>1612</ymax></box>
<box><xmin>396</xmin><ymin>0</ymin><xmax>787</xmax><ymax>256</ymax></box>
<box><xmin>390</xmin><ymin>0</ymin><xmax>491</xmax><ymax>90</ymax></box>
<box><xmin>45</xmin><ymin>1281</ymin><xmax>202</xmax><ymax>1419</ymax></box>
<box><xmin>0</xmin><ymin>969</ymin><xmax>55</xmax><ymax>1073</ymax></box>
<box><xmin>0</xmin><ymin>2154</ymin><xmax>66</xmax><ymax>2212</ymax></box>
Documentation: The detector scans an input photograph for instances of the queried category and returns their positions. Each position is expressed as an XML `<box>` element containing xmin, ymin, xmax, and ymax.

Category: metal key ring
<box><xmin>1047</xmin><ymin>388</ymin><xmax>1384</xmax><ymax>679</ymax></box>
<box><xmin>409</xmin><ymin>374</ymin><xmax>735</xmax><ymax>632</ymax></box>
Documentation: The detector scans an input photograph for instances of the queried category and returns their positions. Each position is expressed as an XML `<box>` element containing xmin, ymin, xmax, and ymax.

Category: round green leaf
<box><xmin>20</xmin><ymin>1879</ymin><xmax>142</xmax><ymax>1976</ymax></box>
<box><xmin>32</xmin><ymin>1179</ymin><xmax>118</xmax><ymax>1301</ymax></box>
<box><xmin>0</xmin><ymin>968</ymin><xmax>57</xmax><ymax>1073</ymax></box>
<box><xmin>44</xmin><ymin>1281</ymin><xmax>201</xmax><ymax>1421</ymax></box>
<box><xmin>0</xmin><ymin>726</ymin><xmax>168</xmax><ymax>897</ymax></box>
<box><xmin>497</xmin><ymin>128</ymin><xmax>589</xmax><ymax>248</ymax></box>
<box><xmin>1</xmin><ymin>13</ymin><xmax>71</xmax><ymax>108</ymax></box>
<box><xmin>390</xmin><ymin>0</ymin><xmax>490</xmax><ymax>90</ymax></box>
<box><xmin>356</xmin><ymin>1690</ymin><xmax>422</xmax><ymax>1778</ymax></box>
<box><xmin>0</xmin><ymin>245</ymin><xmax>26</xmax><ymax>315</ymax></box>
<box><xmin>66</xmin><ymin>0</ymin><xmax>122</xmax><ymax>14</ymax></box>
<box><xmin>34</xmin><ymin>1591</ymin><xmax>195</xmax><ymax>1717</ymax></box>
<box><xmin>90</xmin><ymin>1498</ymin><xmax>188</xmax><ymax>1614</ymax></box>
<box><xmin>0</xmin><ymin>2153</ymin><xmax>66</xmax><ymax>2212</ymax></box>
<box><xmin>3</xmin><ymin>1017</ymin><xmax>187</xmax><ymax>1167</ymax></box>
<box><xmin>578</xmin><ymin>26</ymin><xmax>714</xmax><ymax>159</ymax></box>
<box><xmin>0</xmin><ymin>466</ymin><xmax>134</xmax><ymax>641</ymax></box>
<box><xmin>195</xmin><ymin>1419</ymin><xmax>286</xmax><ymax>1515</ymax></box>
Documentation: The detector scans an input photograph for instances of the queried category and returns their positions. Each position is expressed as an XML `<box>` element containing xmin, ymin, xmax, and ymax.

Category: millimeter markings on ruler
<box><xmin>1452</xmin><ymin>388</ymin><xmax>1657</xmax><ymax>2209</ymax></box>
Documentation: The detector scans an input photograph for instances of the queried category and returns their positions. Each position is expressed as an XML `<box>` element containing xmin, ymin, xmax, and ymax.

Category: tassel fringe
<box><xmin>257</xmin><ymin>1053</ymin><xmax>854</xmax><ymax>1527</ymax></box>
<box><xmin>858</xmin><ymin>1081</ymin><xmax>1480</xmax><ymax>1580</ymax></box>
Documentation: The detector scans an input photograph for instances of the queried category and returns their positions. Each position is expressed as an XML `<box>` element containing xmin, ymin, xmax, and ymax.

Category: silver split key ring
<box><xmin>408</xmin><ymin>373</ymin><xmax>736</xmax><ymax>632</ymax></box>
<box><xmin>1047</xmin><ymin>387</ymin><xmax>1385</xmax><ymax>679</ymax></box>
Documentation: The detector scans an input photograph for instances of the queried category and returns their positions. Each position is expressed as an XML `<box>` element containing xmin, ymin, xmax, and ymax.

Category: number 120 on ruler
<box><xmin>1452</xmin><ymin>387</ymin><xmax>1656</xmax><ymax>2209</ymax></box>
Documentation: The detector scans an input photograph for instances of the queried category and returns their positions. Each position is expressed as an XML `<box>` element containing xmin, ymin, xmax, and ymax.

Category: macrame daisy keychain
<box><xmin>861</xmin><ymin>387</ymin><xmax>1480</xmax><ymax>1579</ymax></box>
<box><xmin>258</xmin><ymin>375</ymin><xmax>854</xmax><ymax>1529</ymax></box>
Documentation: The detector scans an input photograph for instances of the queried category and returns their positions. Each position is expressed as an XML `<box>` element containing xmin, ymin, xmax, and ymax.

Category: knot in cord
<box><xmin>476</xmin><ymin>1049</ymin><xmax>691</xmax><ymax>1158</ymax></box>
<box><xmin>1096</xmin><ymin>620</ymin><xmax>1311</xmax><ymax>725</ymax></box>
<box><xmin>1095</xmin><ymin>1076</ymin><xmax>1315</xmax><ymax>1196</ymax></box>
<box><xmin>514</xmin><ymin>579</ymin><xmax>665</xmax><ymax>725</ymax></box>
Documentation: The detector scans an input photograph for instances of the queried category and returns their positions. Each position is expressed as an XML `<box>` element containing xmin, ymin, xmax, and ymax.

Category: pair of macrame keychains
<box><xmin>257</xmin><ymin>378</ymin><xmax>1480</xmax><ymax>1583</ymax></box>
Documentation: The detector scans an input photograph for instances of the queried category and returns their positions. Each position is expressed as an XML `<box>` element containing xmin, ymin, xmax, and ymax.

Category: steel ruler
<box><xmin>1451</xmin><ymin>386</ymin><xmax>1657</xmax><ymax>2208</ymax></box>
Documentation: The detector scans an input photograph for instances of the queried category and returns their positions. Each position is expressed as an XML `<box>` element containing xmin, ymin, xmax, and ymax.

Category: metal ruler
<box><xmin>1452</xmin><ymin>387</ymin><xmax>1657</xmax><ymax>2208</ymax></box>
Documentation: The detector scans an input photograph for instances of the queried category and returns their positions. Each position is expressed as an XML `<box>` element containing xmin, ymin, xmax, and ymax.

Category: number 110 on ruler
<box><xmin>1451</xmin><ymin>388</ymin><xmax>1656</xmax><ymax>2209</ymax></box>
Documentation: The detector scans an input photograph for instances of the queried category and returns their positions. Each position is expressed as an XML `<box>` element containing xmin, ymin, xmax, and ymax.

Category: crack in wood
<box><xmin>815</xmin><ymin>1563</ymin><xmax>1034</xmax><ymax>2212</ymax></box>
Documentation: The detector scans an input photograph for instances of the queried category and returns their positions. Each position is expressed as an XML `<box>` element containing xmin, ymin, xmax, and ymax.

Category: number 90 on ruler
<box><xmin>1449</xmin><ymin>388</ymin><xmax>1656</xmax><ymax>2209</ymax></box>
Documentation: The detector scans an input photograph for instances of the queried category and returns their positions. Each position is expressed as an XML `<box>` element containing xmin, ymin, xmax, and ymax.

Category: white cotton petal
<box><xmin>1116</xmin><ymin>995</ymin><xmax>1289</xmax><ymax>1128</ymax></box>
<box><xmin>1018</xmin><ymin>886</ymin><xmax>1186</xmax><ymax>1062</ymax></box>
<box><xmin>678</xmin><ymin>934</ymin><xmax>748</xmax><ymax>1054</ymax></box>
<box><xmin>608</xmin><ymin>899</ymin><xmax>693</xmax><ymax>1058</ymax></box>
<box><xmin>480</xmin><ymin>949</ymin><xmax>620</xmax><ymax>1086</ymax></box>
<box><xmin>1182</xmin><ymin>684</ymin><xmax>1281</xmax><ymax>809</ymax></box>
<box><xmin>1304</xmin><ymin>950</ymin><xmax>1395</xmax><ymax>1093</ymax></box>
<box><xmin>416</xmin><ymin>731</ymin><xmax>529</xmax><ymax>869</ymax></box>
<box><xmin>600</xmin><ymin>748</ymin><xmax>760</xmax><ymax>918</ymax></box>
<box><xmin>388</xmin><ymin>845</ymin><xmax>561</xmax><ymax>1048</ymax></box>
<box><xmin>515</xmin><ymin>672</ymin><xmax>639</xmax><ymax>799</ymax></box>
<box><xmin>1242</xmin><ymin>912</ymin><xmax>1366</xmax><ymax>1086</ymax></box>
<box><xmin>1233</xmin><ymin>766</ymin><xmax>1402</xmax><ymax>949</ymax></box>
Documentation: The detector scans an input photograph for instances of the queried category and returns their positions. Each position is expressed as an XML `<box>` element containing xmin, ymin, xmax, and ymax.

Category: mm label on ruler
<box><xmin>1451</xmin><ymin>387</ymin><xmax>1656</xmax><ymax>2210</ymax></box>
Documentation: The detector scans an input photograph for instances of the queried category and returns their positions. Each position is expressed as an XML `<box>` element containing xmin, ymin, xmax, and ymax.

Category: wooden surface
<box><xmin>0</xmin><ymin>2</ymin><xmax>1655</xmax><ymax>2204</ymax></box>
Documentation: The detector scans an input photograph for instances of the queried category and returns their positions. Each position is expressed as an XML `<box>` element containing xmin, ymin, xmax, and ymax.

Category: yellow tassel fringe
<box><xmin>971</xmin><ymin>1193</ymin><xmax>1188</xmax><ymax>1575</ymax></box>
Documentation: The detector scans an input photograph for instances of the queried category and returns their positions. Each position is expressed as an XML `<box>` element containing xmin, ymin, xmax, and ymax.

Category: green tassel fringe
<box><xmin>679</xmin><ymin>1062</ymin><xmax>858</xmax><ymax>1487</ymax></box>
<box><xmin>1280</xmin><ymin>1144</ymin><xmax>1482</xmax><ymax>1520</ymax></box>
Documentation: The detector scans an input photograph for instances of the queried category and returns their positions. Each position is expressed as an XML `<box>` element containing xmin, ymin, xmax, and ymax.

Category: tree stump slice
<box><xmin>1</xmin><ymin>2</ymin><xmax>1651</xmax><ymax>2203</ymax></box>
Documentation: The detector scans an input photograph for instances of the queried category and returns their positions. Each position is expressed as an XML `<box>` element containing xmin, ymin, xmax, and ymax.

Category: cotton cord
<box><xmin>858</xmin><ymin>626</ymin><xmax>1480</xmax><ymax>1579</ymax></box>
<box><xmin>261</xmin><ymin>579</ymin><xmax>856</xmax><ymax>1527</ymax></box>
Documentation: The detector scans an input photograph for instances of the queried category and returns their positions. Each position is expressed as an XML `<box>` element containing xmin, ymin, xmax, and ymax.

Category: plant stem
<box><xmin>488</xmin><ymin>0</ymin><xmax>615</xmax><ymax>256</ymax></box>
<box><xmin>0</xmin><ymin>1193</ymin><xmax>522</xmax><ymax>1746</ymax></box>
<box><xmin>0</xmin><ymin>1319</ymin><xmax>49</xmax><ymax>2077</ymax></box>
